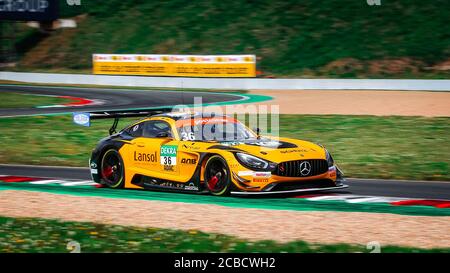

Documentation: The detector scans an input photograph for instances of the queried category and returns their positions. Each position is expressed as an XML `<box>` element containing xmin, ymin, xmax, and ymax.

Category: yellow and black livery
<box><xmin>73</xmin><ymin>110</ymin><xmax>347</xmax><ymax>196</ymax></box>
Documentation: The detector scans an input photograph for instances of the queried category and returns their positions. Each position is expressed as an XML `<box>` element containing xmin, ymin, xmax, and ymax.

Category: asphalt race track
<box><xmin>0</xmin><ymin>164</ymin><xmax>449</xmax><ymax>200</ymax></box>
<box><xmin>1</xmin><ymin>84</ymin><xmax>449</xmax><ymax>200</ymax></box>
<box><xmin>0</xmin><ymin>84</ymin><xmax>247</xmax><ymax>117</ymax></box>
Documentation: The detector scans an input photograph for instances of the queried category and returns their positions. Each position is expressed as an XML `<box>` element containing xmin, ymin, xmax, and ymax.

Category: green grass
<box><xmin>7</xmin><ymin>0</ymin><xmax>450</xmax><ymax>78</ymax></box>
<box><xmin>0</xmin><ymin>81</ymin><xmax>247</xmax><ymax>93</ymax></box>
<box><xmin>0</xmin><ymin>114</ymin><xmax>448</xmax><ymax>181</ymax></box>
<box><xmin>0</xmin><ymin>92</ymin><xmax>71</xmax><ymax>109</ymax></box>
<box><xmin>0</xmin><ymin>216</ymin><xmax>447</xmax><ymax>253</ymax></box>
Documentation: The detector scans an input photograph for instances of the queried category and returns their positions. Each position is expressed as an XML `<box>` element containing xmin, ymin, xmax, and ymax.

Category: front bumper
<box><xmin>231</xmin><ymin>164</ymin><xmax>346</xmax><ymax>190</ymax></box>
<box><xmin>230</xmin><ymin>183</ymin><xmax>348</xmax><ymax>196</ymax></box>
<box><xmin>230</xmin><ymin>164</ymin><xmax>347</xmax><ymax>195</ymax></box>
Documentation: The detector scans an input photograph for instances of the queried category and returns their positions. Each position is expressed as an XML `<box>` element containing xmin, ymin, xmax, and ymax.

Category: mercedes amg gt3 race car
<box><xmin>73</xmin><ymin>110</ymin><xmax>347</xmax><ymax>196</ymax></box>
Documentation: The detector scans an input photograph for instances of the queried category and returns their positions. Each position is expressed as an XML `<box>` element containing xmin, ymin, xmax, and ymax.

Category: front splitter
<box><xmin>230</xmin><ymin>184</ymin><xmax>349</xmax><ymax>196</ymax></box>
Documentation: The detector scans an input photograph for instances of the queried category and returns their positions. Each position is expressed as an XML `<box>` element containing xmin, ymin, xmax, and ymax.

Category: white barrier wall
<box><xmin>1</xmin><ymin>71</ymin><xmax>450</xmax><ymax>91</ymax></box>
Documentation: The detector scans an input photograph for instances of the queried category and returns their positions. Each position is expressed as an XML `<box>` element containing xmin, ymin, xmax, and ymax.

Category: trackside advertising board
<box><xmin>92</xmin><ymin>54</ymin><xmax>256</xmax><ymax>77</ymax></box>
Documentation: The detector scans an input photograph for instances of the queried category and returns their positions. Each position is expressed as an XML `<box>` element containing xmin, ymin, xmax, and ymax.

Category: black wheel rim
<box><xmin>101</xmin><ymin>152</ymin><xmax>123</xmax><ymax>187</ymax></box>
<box><xmin>205</xmin><ymin>159</ymin><xmax>228</xmax><ymax>193</ymax></box>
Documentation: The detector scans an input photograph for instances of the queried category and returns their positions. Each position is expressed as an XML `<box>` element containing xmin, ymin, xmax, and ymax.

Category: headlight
<box><xmin>235</xmin><ymin>153</ymin><xmax>269</xmax><ymax>170</ymax></box>
<box><xmin>325</xmin><ymin>150</ymin><xmax>334</xmax><ymax>167</ymax></box>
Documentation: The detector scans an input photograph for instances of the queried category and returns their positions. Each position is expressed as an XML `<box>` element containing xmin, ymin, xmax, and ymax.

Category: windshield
<box><xmin>176</xmin><ymin>117</ymin><xmax>257</xmax><ymax>141</ymax></box>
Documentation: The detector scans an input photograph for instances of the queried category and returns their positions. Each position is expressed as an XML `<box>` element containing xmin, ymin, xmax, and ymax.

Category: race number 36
<box><xmin>162</xmin><ymin>156</ymin><xmax>173</xmax><ymax>165</ymax></box>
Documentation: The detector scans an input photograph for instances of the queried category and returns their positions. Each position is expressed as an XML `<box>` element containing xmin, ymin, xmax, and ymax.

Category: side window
<box><xmin>143</xmin><ymin>121</ymin><xmax>173</xmax><ymax>138</ymax></box>
<box><xmin>126</xmin><ymin>123</ymin><xmax>144</xmax><ymax>137</ymax></box>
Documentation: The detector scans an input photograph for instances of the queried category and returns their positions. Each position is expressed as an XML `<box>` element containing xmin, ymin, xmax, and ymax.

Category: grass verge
<box><xmin>0</xmin><ymin>114</ymin><xmax>448</xmax><ymax>181</ymax></box>
<box><xmin>0</xmin><ymin>92</ymin><xmax>71</xmax><ymax>109</ymax></box>
<box><xmin>0</xmin><ymin>216</ymin><xmax>447</xmax><ymax>253</ymax></box>
<box><xmin>0</xmin><ymin>81</ymin><xmax>248</xmax><ymax>93</ymax></box>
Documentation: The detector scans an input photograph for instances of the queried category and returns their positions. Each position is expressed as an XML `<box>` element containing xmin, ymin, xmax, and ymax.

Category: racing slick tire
<box><xmin>100</xmin><ymin>149</ymin><xmax>125</xmax><ymax>189</ymax></box>
<box><xmin>204</xmin><ymin>155</ymin><xmax>232</xmax><ymax>196</ymax></box>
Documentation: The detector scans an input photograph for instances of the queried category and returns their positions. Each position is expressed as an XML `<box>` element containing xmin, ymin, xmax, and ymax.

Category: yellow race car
<box><xmin>73</xmin><ymin>110</ymin><xmax>347</xmax><ymax>196</ymax></box>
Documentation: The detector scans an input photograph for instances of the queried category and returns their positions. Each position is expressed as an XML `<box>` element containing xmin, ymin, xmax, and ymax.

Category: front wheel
<box><xmin>100</xmin><ymin>149</ymin><xmax>125</xmax><ymax>188</ymax></box>
<box><xmin>204</xmin><ymin>155</ymin><xmax>231</xmax><ymax>196</ymax></box>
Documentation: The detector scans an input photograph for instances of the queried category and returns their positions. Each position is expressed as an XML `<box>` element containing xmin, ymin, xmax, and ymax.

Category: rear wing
<box><xmin>72</xmin><ymin>108</ymin><xmax>172</xmax><ymax>135</ymax></box>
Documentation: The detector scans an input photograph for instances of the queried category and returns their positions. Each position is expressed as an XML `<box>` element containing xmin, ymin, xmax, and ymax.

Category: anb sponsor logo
<box><xmin>181</xmin><ymin>158</ymin><xmax>197</xmax><ymax>164</ymax></box>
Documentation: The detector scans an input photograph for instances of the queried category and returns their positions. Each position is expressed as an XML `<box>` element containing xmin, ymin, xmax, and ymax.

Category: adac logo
<box><xmin>181</xmin><ymin>158</ymin><xmax>197</xmax><ymax>164</ymax></box>
<box><xmin>164</xmin><ymin>165</ymin><xmax>175</xmax><ymax>171</ymax></box>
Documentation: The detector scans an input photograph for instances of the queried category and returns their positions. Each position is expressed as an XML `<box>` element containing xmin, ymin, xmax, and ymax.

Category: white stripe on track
<box><xmin>305</xmin><ymin>194</ymin><xmax>411</xmax><ymax>203</ymax></box>
<box><xmin>30</xmin><ymin>180</ymin><xmax>63</xmax><ymax>184</ymax></box>
<box><xmin>29</xmin><ymin>180</ymin><xmax>96</xmax><ymax>186</ymax></box>
<box><xmin>60</xmin><ymin>180</ymin><xmax>96</xmax><ymax>186</ymax></box>
<box><xmin>306</xmin><ymin>195</ymin><xmax>352</xmax><ymax>201</ymax></box>
<box><xmin>345</xmin><ymin>197</ymin><xmax>393</xmax><ymax>203</ymax></box>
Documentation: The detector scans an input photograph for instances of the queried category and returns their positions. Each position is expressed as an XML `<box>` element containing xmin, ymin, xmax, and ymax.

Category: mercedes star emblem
<box><xmin>299</xmin><ymin>161</ymin><xmax>311</xmax><ymax>176</ymax></box>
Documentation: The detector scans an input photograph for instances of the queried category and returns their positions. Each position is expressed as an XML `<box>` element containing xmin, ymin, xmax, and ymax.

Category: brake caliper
<box><xmin>207</xmin><ymin>172</ymin><xmax>222</xmax><ymax>190</ymax></box>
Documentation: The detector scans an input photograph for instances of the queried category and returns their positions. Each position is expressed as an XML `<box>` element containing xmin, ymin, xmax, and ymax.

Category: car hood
<box><xmin>209</xmin><ymin>137</ymin><xmax>326</xmax><ymax>163</ymax></box>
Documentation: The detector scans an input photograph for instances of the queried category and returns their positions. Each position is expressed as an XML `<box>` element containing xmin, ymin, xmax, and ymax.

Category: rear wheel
<box><xmin>100</xmin><ymin>149</ymin><xmax>125</xmax><ymax>188</ymax></box>
<box><xmin>204</xmin><ymin>155</ymin><xmax>231</xmax><ymax>196</ymax></box>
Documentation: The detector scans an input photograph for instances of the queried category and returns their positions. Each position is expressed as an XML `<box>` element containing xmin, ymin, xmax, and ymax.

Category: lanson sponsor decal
<box><xmin>134</xmin><ymin>151</ymin><xmax>157</xmax><ymax>162</ymax></box>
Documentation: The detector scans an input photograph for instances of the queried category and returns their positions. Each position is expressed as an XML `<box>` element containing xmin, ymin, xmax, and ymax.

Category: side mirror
<box><xmin>253</xmin><ymin>127</ymin><xmax>261</xmax><ymax>139</ymax></box>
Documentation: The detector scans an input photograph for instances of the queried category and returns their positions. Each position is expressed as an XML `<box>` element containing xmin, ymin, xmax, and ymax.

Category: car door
<box><xmin>130</xmin><ymin>120</ymin><xmax>180</xmax><ymax>178</ymax></box>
